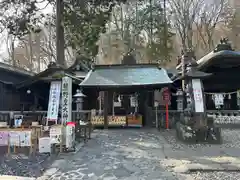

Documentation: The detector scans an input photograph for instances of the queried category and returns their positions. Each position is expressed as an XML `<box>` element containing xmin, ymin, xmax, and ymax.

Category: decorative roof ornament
<box><xmin>48</xmin><ymin>62</ymin><xmax>58</xmax><ymax>68</ymax></box>
<box><xmin>214</xmin><ymin>38</ymin><xmax>234</xmax><ymax>52</ymax></box>
<box><xmin>73</xmin><ymin>89</ymin><xmax>86</xmax><ymax>98</ymax></box>
<box><xmin>122</xmin><ymin>49</ymin><xmax>137</xmax><ymax>64</ymax></box>
<box><xmin>180</xmin><ymin>50</ymin><xmax>212</xmax><ymax>80</ymax></box>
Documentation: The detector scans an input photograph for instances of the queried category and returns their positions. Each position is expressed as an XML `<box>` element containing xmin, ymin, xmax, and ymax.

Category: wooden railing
<box><xmin>0</xmin><ymin>110</ymin><xmax>91</xmax><ymax>123</ymax></box>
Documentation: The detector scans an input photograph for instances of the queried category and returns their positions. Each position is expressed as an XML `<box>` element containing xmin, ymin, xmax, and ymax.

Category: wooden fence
<box><xmin>0</xmin><ymin>110</ymin><xmax>91</xmax><ymax>123</ymax></box>
<box><xmin>1</xmin><ymin>109</ymin><xmax>240</xmax><ymax>128</ymax></box>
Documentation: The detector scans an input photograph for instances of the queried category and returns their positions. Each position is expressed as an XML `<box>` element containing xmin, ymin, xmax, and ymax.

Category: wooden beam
<box><xmin>103</xmin><ymin>91</ymin><xmax>108</xmax><ymax>129</ymax></box>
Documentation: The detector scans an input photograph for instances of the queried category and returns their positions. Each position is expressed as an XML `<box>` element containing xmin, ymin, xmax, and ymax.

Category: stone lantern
<box><xmin>176</xmin><ymin>89</ymin><xmax>184</xmax><ymax>112</ymax></box>
<box><xmin>176</xmin><ymin>51</ymin><xmax>222</xmax><ymax>143</ymax></box>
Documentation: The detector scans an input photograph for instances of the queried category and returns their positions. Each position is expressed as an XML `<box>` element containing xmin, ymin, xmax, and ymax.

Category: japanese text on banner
<box><xmin>47</xmin><ymin>81</ymin><xmax>61</xmax><ymax>123</ymax></box>
<box><xmin>61</xmin><ymin>77</ymin><xmax>72</xmax><ymax>124</ymax></box>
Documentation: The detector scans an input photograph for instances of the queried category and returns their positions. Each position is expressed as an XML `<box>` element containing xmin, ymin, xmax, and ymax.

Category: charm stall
<box><xmin>0</xmin><ymin>115</ymin><xmax>43</xmax><ymax>155</ymax></box>
<box><xmin>0</xmin><ymin>127</ymin><xmax>38</xmax><ymax>155</ymax></box>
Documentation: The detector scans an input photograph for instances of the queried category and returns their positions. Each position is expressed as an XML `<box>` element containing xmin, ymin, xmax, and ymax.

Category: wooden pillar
<box><xmin>34</xmin><ymin>94</ymin><xmax>38</xmax><ymax>111</ymax></box>
<box><xmin>103</xmin><ymin>91</ymin><xmax>108</xmax><ymax>129</ymax></box>
<box><xmin>144</xmin><ymin>92</ymin><xmax>148</xmax><ymax>127</ymax></box>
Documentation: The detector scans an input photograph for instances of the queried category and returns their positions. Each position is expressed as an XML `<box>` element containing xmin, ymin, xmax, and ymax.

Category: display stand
<box><xmin>0</xmin><ymin>127</ymin><xmax>34</xmax><ymax>156</ymax></box>
<box><xmin>91</xmin><ymin>93</ymin><xmax>142</xmax><ymax>128</ymax></box>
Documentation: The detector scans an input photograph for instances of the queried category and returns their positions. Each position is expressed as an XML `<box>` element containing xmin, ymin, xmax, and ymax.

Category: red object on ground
<box><xmin>66</xmin><ymin>122</ymin><xmax>76</xmax><ymax>126</ymax></box>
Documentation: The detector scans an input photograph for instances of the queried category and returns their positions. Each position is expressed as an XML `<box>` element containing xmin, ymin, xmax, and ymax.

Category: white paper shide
<box><xmin>214</xmin><ymin>94</ymin><xmax>224</xmax><ymax>106</ymax></box>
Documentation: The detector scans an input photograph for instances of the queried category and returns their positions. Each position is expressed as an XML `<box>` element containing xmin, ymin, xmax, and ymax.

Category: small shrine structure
<box><xmin>79</xmin><ymin>55</ymin><xmax>172</xmax><ymax>128</ymax></box>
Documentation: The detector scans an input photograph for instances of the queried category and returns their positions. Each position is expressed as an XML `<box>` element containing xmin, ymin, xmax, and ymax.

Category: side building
<box><xmin>0</xmin><ymin>62</ymin><xmax>34</xmax><ymax>111</ymax></box>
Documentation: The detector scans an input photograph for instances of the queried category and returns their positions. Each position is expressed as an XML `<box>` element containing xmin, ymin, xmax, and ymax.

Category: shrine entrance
<box><xmin>79</xmin><ymin>64</ymin><xmax>172</xmax><ymax>128</ymax></box>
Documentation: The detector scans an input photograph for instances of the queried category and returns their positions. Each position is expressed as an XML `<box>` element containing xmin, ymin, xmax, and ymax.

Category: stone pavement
<box><xmin>40</xmin><ymin>129</ymin><xmax>181</xmax><ymax>180</ymax></box>
<box><xmin>38</xmin><ymin>128</ymin><xmax>240</xmax><ymax>180</ymax></box>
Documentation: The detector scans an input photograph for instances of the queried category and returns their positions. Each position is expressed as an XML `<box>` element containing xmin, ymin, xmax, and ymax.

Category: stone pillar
<box><xmin>176</xmin><ymin>89</ymin><xmax>184</xmax><ymax>112</ymax></box>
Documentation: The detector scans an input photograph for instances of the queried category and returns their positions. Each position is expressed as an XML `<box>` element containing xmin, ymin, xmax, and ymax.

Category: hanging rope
<box><xmin>205</xmin><ymin>91</ymin><xmax>239</xmax><ymax>95</ymax></box>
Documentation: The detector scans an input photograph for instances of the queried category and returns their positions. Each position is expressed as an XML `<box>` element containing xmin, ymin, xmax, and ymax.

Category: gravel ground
<box><xmin>161</xmin><ymin>129</ymin><xmax>240</xmax><ymax>150</ymax></box>
<box><xmin>190</xmin><ymin>172</ymin><xmax>240</xmax><ymax>180</ymax></box>
<box><xmin>160</xmin><ymin>129</ymin><xmax>240</xmax><ymax>180</ymax></box>
<box><xmin>0</xmin><ymin>152</ymin><xmax>53</xmax><ymax>177</ymax></box>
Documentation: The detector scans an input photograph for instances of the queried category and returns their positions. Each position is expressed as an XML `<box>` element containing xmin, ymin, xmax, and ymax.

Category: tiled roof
<box><xmin>80</xmin><ymin>64</ymin><xmax>172</xmax><ymax>87</ymax></box>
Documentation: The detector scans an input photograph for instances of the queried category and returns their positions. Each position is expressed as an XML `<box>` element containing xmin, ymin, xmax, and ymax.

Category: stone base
<box><xmin>176</xmin><ymin>122</ymin><xmax>222</xmax><ymax>144</ymax></box>
<box><xmin>204</xmin><ymin>126</ymin><xmax>222</xmax><ymax>144</ymax></box>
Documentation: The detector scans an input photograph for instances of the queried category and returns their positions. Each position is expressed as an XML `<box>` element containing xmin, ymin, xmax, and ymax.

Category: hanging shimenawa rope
<box><xmin>205</xmin><ymin>91</ymin><xmax>239</xmax><ymax>95</ymax></box>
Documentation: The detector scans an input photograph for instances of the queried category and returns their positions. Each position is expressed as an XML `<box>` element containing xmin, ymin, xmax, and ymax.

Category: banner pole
<box><xmin>155</xmin><ymin>105</ymin><xmax>158</xmax><ymax>129</ymax></box>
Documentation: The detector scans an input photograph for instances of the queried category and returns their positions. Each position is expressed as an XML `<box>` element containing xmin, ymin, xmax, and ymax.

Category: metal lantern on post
<box><xmin>73</xmin><ymin>89</ymin><xmax>86</xmax><ymax>112</ymax></box>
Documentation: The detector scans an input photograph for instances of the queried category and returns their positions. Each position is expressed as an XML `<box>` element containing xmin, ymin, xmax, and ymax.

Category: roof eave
<box><xmin>197</xmin><ymin>50</ymin><xmax>240</xmax><ymax>70</ymax></box>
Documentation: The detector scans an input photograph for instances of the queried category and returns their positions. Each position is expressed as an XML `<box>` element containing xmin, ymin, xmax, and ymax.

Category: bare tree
<box><xmin>106</xmin><ymin>0</ymin><xmax>173</xmax><ymax>64</ymax></box>
<box><xmin>40</xmin><ymin>24</ymin><xmax>76</xmax><ymax>67</ymax></box>
<box><xmin>227</xmin><ymin>7</ymin><xmax>240</xmax><ymax>50</ymax></box>
<box><xmin>169</xmin><ymin>0</ymin><xmax>204</xmax><ymax>50</ymax></box>
<box><xmin>13</xmin><ymin>18</ymin><xmax>76</xmax><ymax>73</ymax></box>
<box><xmin>111</xmin><ymin>2</ymin><xmax>143</xmax><ymax>56</ymax></box>
<box><xmin>5</xmin><ymin>32</ymin><xmax>17</xmax><ymax>66</ymax></box>
<box><xmin>195</xmin><ymin>0</ymin><xmax>230</xmax><ymax>52</ymax></box>
<box><xmin>97</xmin><ymin>2</ymin><xmax>145</xmax><ymax>64</ymax></box>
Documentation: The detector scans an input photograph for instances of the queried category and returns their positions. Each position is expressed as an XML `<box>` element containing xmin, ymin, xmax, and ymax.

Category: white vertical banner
<box><xmin>61</xmin><ymin>76</ymin><xmax>72</xmax><ymax>124</ymax></box>
<box><xmin>66</xmin><ymin>125</ymin><xmax>75</xmax><ymax>149</ymax></box>
<box><xmin>47</xmin><ymin>81</ymin><xmax>61</xmax><ymax>124</ymax></box>
<box><xmin>192</xmin><ymin>79</ymin><xmax>204</xmax><ymax>113</ymax></box>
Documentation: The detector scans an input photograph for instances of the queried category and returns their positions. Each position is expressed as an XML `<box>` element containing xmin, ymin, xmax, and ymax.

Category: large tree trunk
<box><xmin>28</xmin><ymin>32</ymin><xmax>33</xmax><ymax>71</ymax></box>
<box><xmin>11</xmin><ymin>35</ymin><xmax>16</xmax><ymax>67</ymax></box>
<box><xmin>36</xmin><ymin>33</ymin><xmax>41</xmax><ymax>72</ymax></box>
<box><xmin>56</xmin><ymin>0</ymin><xmax>65</xmax><ymax>66</ymax></box>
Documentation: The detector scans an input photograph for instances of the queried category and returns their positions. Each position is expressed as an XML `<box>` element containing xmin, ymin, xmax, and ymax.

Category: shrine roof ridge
<box><xmin>92</xmin><ymin>63</ymin><xmax>160</xmax><ymax>70</ymax></box>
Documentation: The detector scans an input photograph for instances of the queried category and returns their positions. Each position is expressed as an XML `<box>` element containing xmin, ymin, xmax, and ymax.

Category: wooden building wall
<box><xmin>0</xmin><ymin>69</ymin><xmax>31</xmax><ymax>111</ymax></box>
